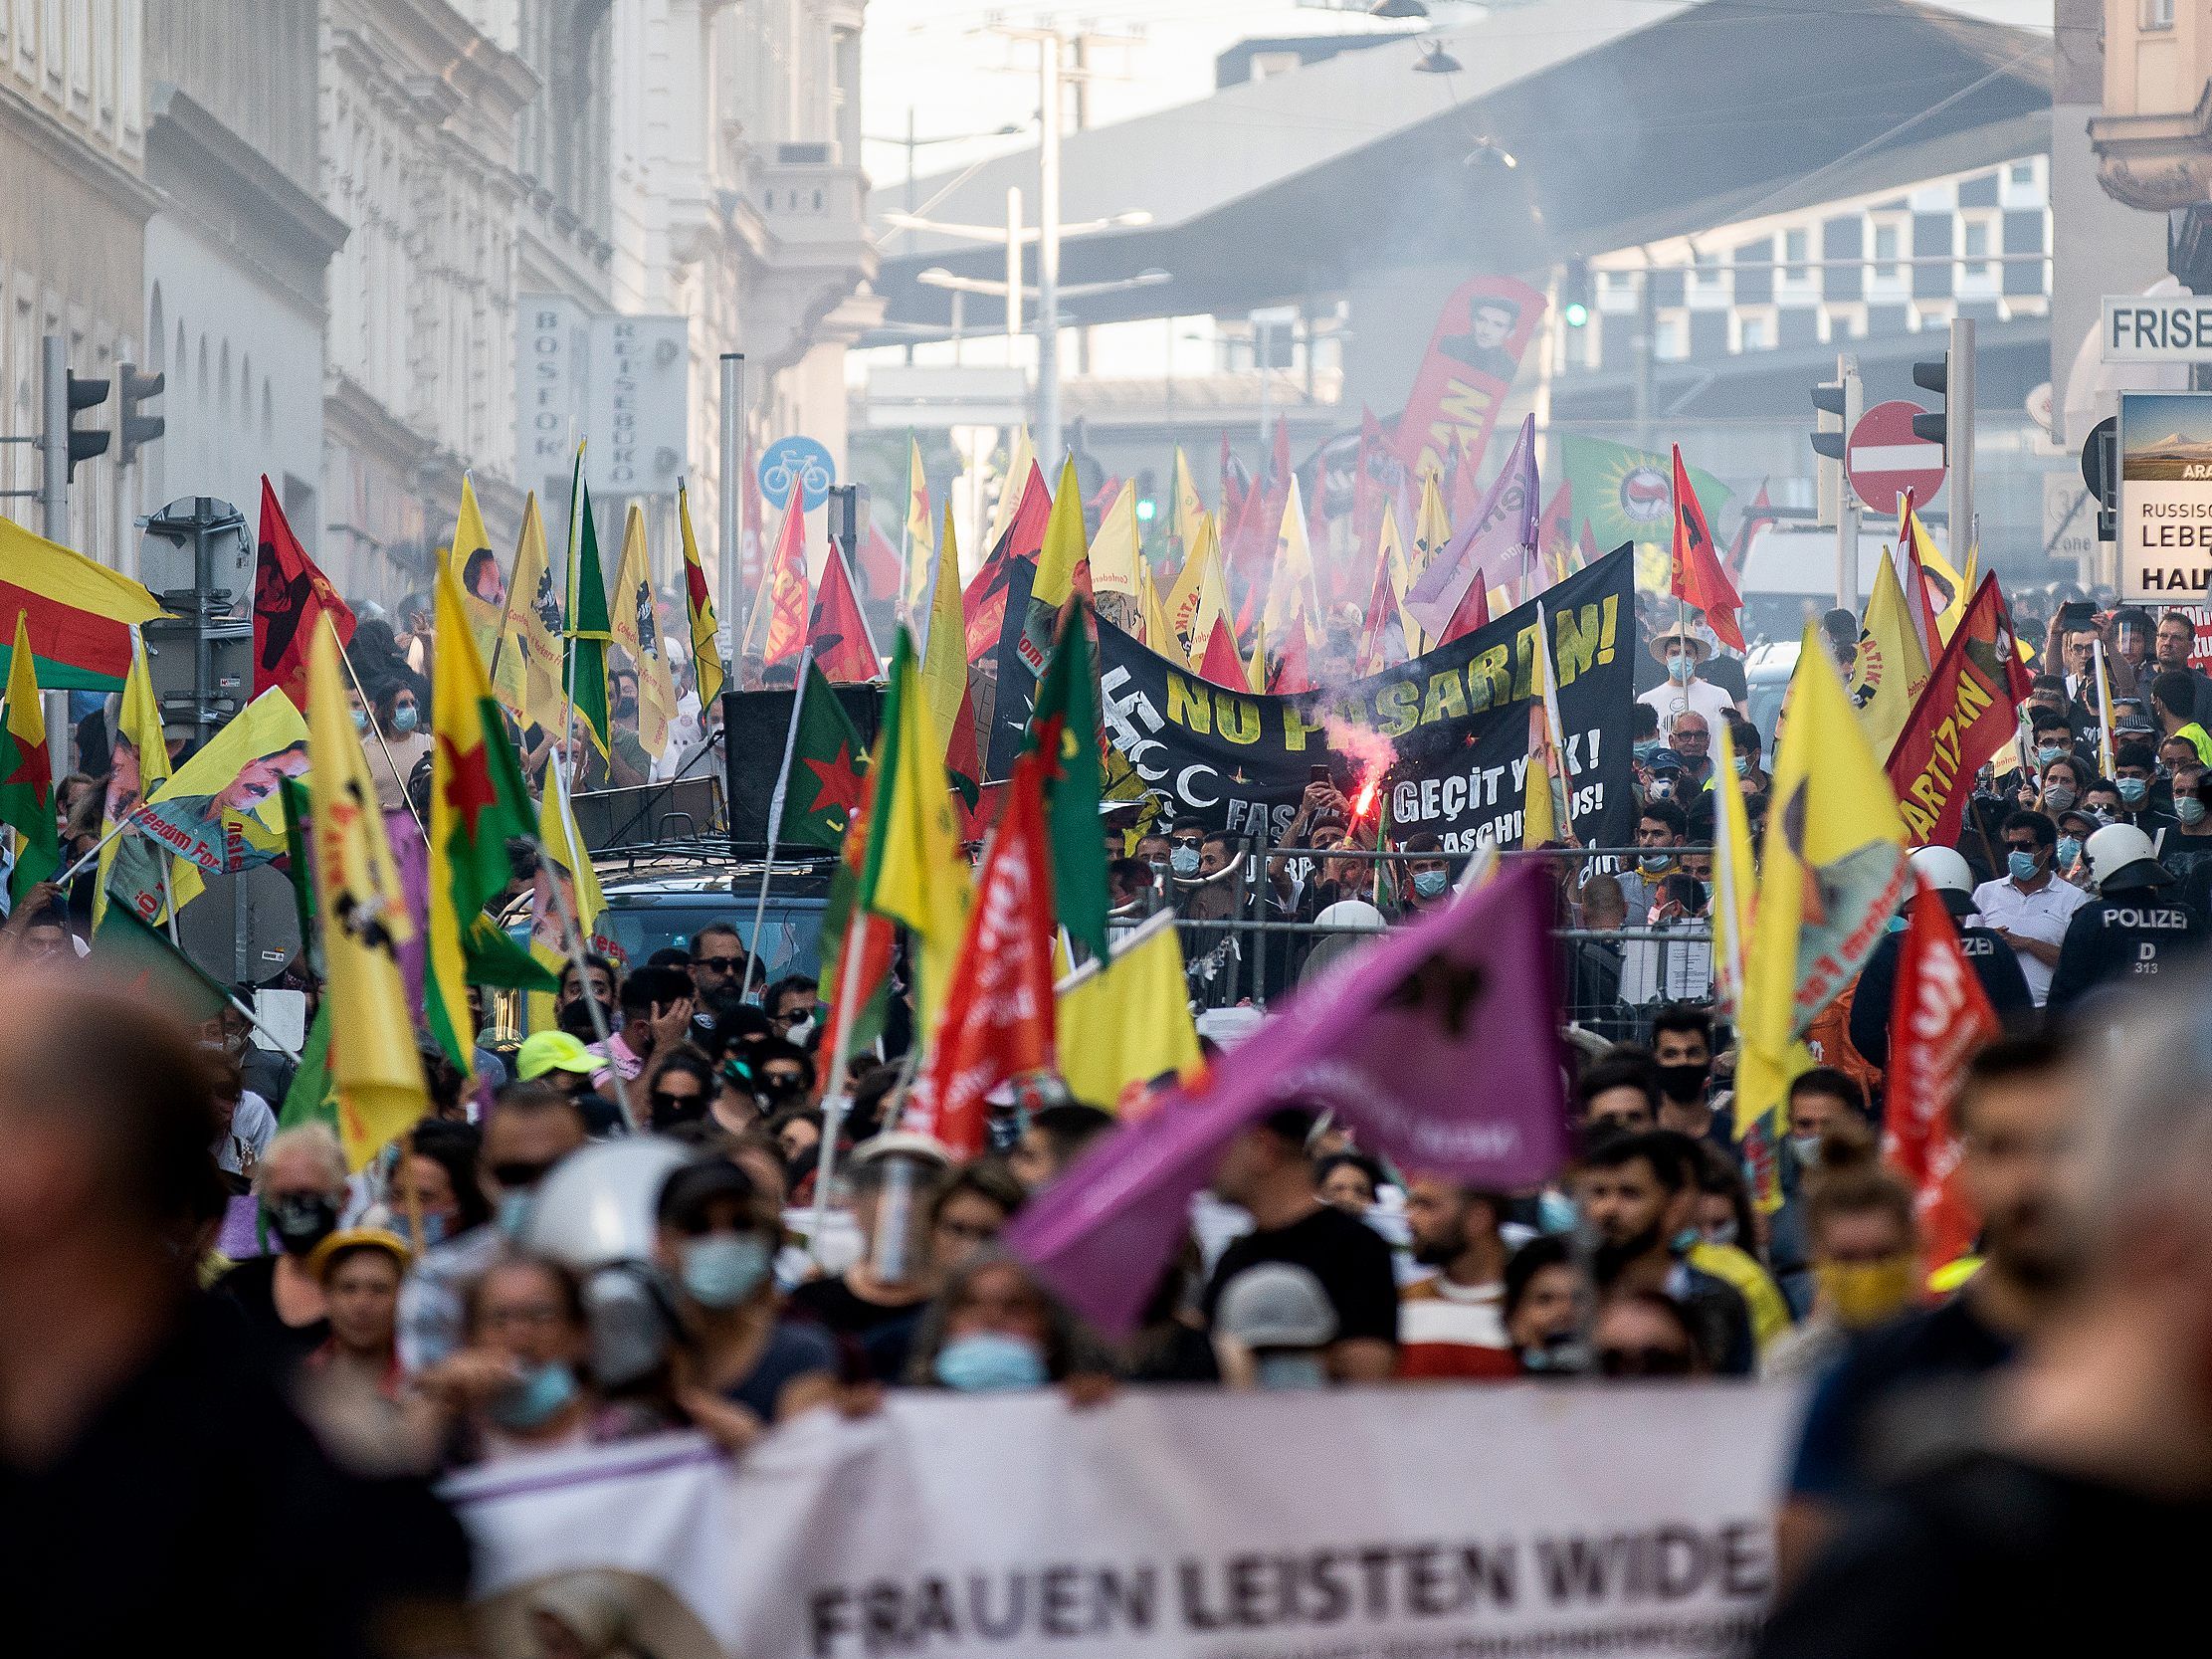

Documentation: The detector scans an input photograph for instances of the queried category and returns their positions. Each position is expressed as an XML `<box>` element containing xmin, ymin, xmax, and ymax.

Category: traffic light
<box><xmin>1134</xmin><ymin>468</ymin><xmax>1158</xmax><ymax>523</ymax></box>
<box><xmin>1911</xmin><ymin>316</ymin><xmax>1974</xmax><ymax>542</ymax></box>
<box><xmin>1809</xmin><ymin>377</ymin><xmax>1847</xmax><ymax>463</ymax></box>
<box><xmin>1808</xmin><ymin>359</ymin><xmax>1860</xmax><ymax>532</ymax></box>
<box><xmin>1560</xmin><ymin>257</ymin><xmax>1592</xmax><ymax>328</ymax></box>
<box><xmin>116</xmin><ymin>363</ymin><xmax>164</xmax><ymax>469</ymax></box>
<box><xmin>1910</xmin><ymin>357</ymin><xmax>1949</xmax><ymax>454</ymax></box>
<box><xmin>65</xmin><ymin>369</ymin><xmax>108</xmax><ymax>478</ymax></box>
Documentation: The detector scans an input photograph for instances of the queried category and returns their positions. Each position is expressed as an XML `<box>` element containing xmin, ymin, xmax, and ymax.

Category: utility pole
<box><xmin>1949</xmin><ymin>314</ymin><xmax>1976</xmax><ymax>566</ymax></box>
<box><xmin>1036</xmin><ymin>33</ymin><xmax>1064</xmax><ymax>469</ymax></box>
<box><xmin>718</xmin><ymin>352</ymin><xmax>743</xmax><ymax>664</ymax></box>
<box><xmin>1005</xmin><ymin>186</ymin><xmax>1023</xmax><ymax>344</ymax></box>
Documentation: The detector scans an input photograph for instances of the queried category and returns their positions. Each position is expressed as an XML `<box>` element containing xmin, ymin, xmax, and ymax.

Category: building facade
<box><xmin>0</xmin><ymin>1</ymin><xmax>152</xmax><ymax>570</ymax></box>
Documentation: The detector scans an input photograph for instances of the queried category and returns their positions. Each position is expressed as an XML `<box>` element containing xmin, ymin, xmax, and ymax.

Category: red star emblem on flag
<box><xmin>439</xmin><ymin>732</ymin><xmax>498</xmax><ymax>841</ymax></box>
<box><xmin>801</xmin><ymin>741</ymin><xmax>865</xmax><ymax>824</ymax></box>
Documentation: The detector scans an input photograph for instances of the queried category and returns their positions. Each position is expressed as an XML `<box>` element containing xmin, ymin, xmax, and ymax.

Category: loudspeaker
<box><xmin>721</xmin><ymin>686</ymin><xmax>885</xmax><ymax>850</ymax></box>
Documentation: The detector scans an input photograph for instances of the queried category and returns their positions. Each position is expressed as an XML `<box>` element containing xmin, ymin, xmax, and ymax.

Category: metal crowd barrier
<box><xmin>1110</xmin><ymin>841</ymin><xmax>1717</xmax><ymax>1021</ymax></box>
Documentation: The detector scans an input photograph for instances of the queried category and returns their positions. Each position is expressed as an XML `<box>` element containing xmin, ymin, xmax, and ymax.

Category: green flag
<box><xmin>1557</xmin><ymin>435</ymin><xmax>1730</xmax><ymax>591</ymax></box>
<box><xmin>464</xmin><ymin>914</ymin><xmax>560</xmax><ymax>991</ymax></box>
<box><xmin>278</xmin><ymin>775</ymin><xmax>317</xmax><ymax>975</ymax></box>
<box><xmin>280</xmin><ymin>1002</ymin><xmax>336</xmax><ymax>1133</ymax></box>
<box><xmin>90</xmin><ymin>904</ymin><xmax>231</xmax><ymax>1025</ymax></box>
<box><xmin>564</xmin><ymin>447</ymin><xmax>613</xmax><ymax>756</ymax></box>
<box><xmin>773</xmin><ymin>661</ymin><xmax>869</xmax><ymax>852</ymax></box>
<box><xmin>0</xmin><ymin>611</ymin><xmax>59</xmax><ymax>907</ymax></box>
<box><xmin>1026</xmin><ymin>604</ymin><xmax>1109</xmax><ymax>959</ymax></box>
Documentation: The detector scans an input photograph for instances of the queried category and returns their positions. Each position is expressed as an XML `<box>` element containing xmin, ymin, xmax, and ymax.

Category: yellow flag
<box><xmin>1089</xmin><ymin>482</ymin><xmax>1139</xmax><ymax>598</ymax></box>
<box><xmin>95</xmin><ymin>633</ymin><xmax>203</xmax><ymax>929</ymax></box>
<box><xmin>304</xmin><ymin>621</ymin><xmax>427</xmax><ymax>1170</ymax></box>
<box><xmin>677</xmin><ymin>481</ymin><xmax>724</xmax><ymax>711</ymax></box>
<box><xmin>1260</xmin><ymin>476</ymin><xmax>1317</xmax><ymax>650</ymax></box>
<box><xmin>1377</xmin><ymin>500</ymin><xmax>1421</xmax><ymax>652</ymax></box>
<box><xmin>1521</xmin><ymin>599</ymin><xmax>1571</xmax><ymax>848</ymax></box>
<box><xmin>858</xmin><ymin>629</ymin><xmax>971</xmax><ymax>1027</ymax></box>
<box><xmin>904</xmin><ymin>435</ymin><xmax>933</xmax><ymax>617</ymax></box>
<box><xmin>1936</xmin><ymin>536</ymin><xmax>1976</xmax><ymax>643</ymax></box>
<box><xmin>920</xmin><ymin>502</ymin><xmax>968</xmax><ymax>775</ymax></box>
<box><xmin>1055</xmin><ymin>912</ymin><xmax>1202</xmax><ymax>1113</ymax></box>
<box><xmin>1165</xmin><ymin>510</ymin><xmax>1229</xmax><ymax>663</ymax></box>
<box><xmin>1138</xmin><ymin>552</ymin><xmax>1173</xmax><ymax>653</ymax></box>
<box><xmin>1853</xmin><ymin>553</ymin><xmax>1931</xmax><ymax>757</ymax></box>
<box><xmin>1033</xmin><ymin>456</ymin><xmax>1089</xmax><ymax>610</ymax></box>
<box><xmin>1709</xmin><ymin>719</ymin><xmax>1756</xmax><ymax>1016</ymax></box>
<box><xmin>1172</xmin><ymin>445</ymin><xmax>1205</xmax><ymax>560</ymax></box>
<box><xmin>525</xmin><ymin>760</ymin><xmax>606</xmax><ymax>1034</ymax></box>
<box><xmin>1410</xmin><ymin>470</ymin><xmax>1453</xmax><ymax>580</ymax></box>
<box><xmin>138</xmin><ymin>688</ymin><xmax>309</xmax><ymax>873</ymax></box>
<box><xmin>989</xmin><ymin>427</ymin><xmax>1036</xmax><ymax>552</ymax></box>
<box><xmin>1735</xmin><ymin>627</ymin><xmax>1910</xmax><ymax>1210</ymax></box>
<box><xmin>496</xmin><ymin>493</ymin><xmax>566</xmax><ymax>733</ymax></box>
<box><xmin>608</xmin><ymin>504</ymin><xmax>679</xmax><ymax>759</ymax></box>
<box><xmin>450</xmin><ymin>475</ymin><xmax>505</xmax><ymax>674</ymax></box>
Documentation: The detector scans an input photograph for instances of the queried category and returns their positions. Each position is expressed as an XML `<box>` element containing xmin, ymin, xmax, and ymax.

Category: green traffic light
<box><xmin>1135</xmin><ymin>499</ymin><xmax>1157</xmax><ymax>522</ymax></box>
<box><xmin>1563</xmin><ymin>301</ymin><xmax>1590</xmax><ymax>328</ymax></box>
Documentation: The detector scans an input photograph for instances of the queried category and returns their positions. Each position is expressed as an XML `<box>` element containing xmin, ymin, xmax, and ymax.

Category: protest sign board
<box><xmin>452</xmin><ymin>1383</ymin><xmax>1798</xmax><ymax>1659</ymax></box>
<box><xmin>1095</xmin><ymin>546</ymin><xmax>1635</xmax><ymax>852</ymax></box>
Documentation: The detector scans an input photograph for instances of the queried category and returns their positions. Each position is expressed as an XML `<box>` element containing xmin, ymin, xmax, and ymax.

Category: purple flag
<box><xmin>1005</xmin><ymin>863</ymin><xmax>1572</xmax><ymax>1337</ymax></box>
<box><xmin>1403</xmin><ymin>414</ymin><xmax>1539</xmax><ymax>637</ymax></box>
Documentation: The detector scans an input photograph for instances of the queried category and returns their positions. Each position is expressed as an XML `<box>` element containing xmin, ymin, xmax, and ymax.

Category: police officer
<box><xmin>2046</xmin><ymin>824</ymin><xmax>2209</xmax><ymax>1013</ymax></box>
<box><xmin>1851</xmin><ymin>846</ymin><xmax>2033</xmax><ymax>1066</ymax></box>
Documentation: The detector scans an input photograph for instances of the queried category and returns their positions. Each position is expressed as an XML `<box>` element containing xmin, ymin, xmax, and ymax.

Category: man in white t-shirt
<box><xmin>1638</xmin><ymin>621</ymin><xmax>1735</xmax><ymax>738</ymax></box>
<box><xmin>1970</xmin><ymin>809</ymin><xmax>2090</xmax><ymax>1007</ymax></box>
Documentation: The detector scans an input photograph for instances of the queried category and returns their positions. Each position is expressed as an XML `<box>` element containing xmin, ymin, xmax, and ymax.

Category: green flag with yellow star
<box><xmin>771</xmin><ymin>660</ymin><xmax>868</xmax><ymax>853</ymax></box>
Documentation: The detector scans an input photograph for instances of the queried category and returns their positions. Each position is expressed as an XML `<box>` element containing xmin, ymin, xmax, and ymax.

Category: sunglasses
<box><xmin>490</xmin><ymin>1159</ymin><xmax>556</xmax><ymax>1189</ymax></box>
<box><xmin>1171</xmin><ymin>836</ymin><xmax>1203</xmax><ymax>849</ymax></box>
<box><xmin>651</xmin><ymin>1089</ymin><xmax>704</xmax><ymax>1115</ymax></box>
<box><xmin>770</xmin><ymin>1008</ymin><xmax>809</xmax><ymax>1025</ymax></box>
<box><xmin>1596</xmin><ymin>1345</ymin><xmax>1696</xmax><ymax>1377</ymax></box>
<box><xmin>695</xmin><ymin>955</ymin><xmax>744</xmax><ymax>974</ymax></box>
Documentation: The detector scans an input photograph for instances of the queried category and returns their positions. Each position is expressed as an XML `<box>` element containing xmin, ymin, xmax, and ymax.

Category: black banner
<box><xmin>1096</xmin><ymin>546</ymin><xmax>1635</xmax><ymax>851</ymax></box>
<box><xmin>721</xmin><ymin>686</ymin><xmax>885</xmax><ymax>850</ymax></box>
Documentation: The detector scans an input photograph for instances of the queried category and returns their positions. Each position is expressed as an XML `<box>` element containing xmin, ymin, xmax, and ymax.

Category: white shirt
<box><xmin>1970</xmin><ymin>873</ymin><xmax>2091</xmax><ymax>1005</ymax></box>
<box><xmin>213</xmin><ymin>1089</ymin><xmax>277</xmax><ymax>1176</ymax></box>
<box><xmin>1638</xmin><ymin>675</ymin><xmax>1733</xmax><ymax>737</ymax></box>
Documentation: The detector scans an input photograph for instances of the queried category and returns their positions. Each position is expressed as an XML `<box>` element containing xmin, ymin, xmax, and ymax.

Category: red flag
<box><xmin>1897</xmin><ymin>489</ymin><xmax>1943</xmax><ymax>656</ymax></box>
<box><xmin>905</xmin><ymin>754</ymin><xmax>1057</xmax><ymax>1157</ymax></box>
<box><xmin>760</xmin><ymin>494</ymin><xmax>809</xmax><ymax>670</ymax></box>
<box><xmin>1885</xmin><ymin>879</ymin><xmax>1993</xmax><ymax>1270</ymax></box>
<box><xmin>965</xmin><ymin>464</ymin><xmax>1051</xmax><ymax>665</ymax></box>
<box><xmin>1196</xmin><ymin>616</ymin><xmax>1247</xmax><ymax>690</ymax></box>
<box><xmin>254</xmin><ymin>476</ymin><xmax>356</xmax><ymax>711</ymax></box>
<box><xmin>1537</xmin><ymin>480</ymin><xmax>1574</xmax><ymax>565</ymax></box>
<box><xmin>1352</xmin><ymin>534</ymin><xmax>1398</xmax><ymax>676</ymax></box>
<box><xmin>855</xmin><ymin>515</ymin><xmax>903</xmax><ymax>601</ymax></box>
<box><xmin>1267</xmin><ymin>617</ymin><xmax>1313</xmax><ymax>694</ymax></box>
<box><xmin>1885</xmin><ymin>574</ymin><xmax>2033</xmax><ymax>847</ymax></box>
<box><xmin>808</xmin><ymin>543</ymin><xmax>882</xmax><ymax>684</ymax></box>
<box><xmin>1437</xmin><ymin>564</ymin><xmax>1491</xmax><ymax>646</ymax></box>
<box><xmin>1670</xmin><ymin>445</ymin><xmax>1744</xmax><ymax>652</ymax></box>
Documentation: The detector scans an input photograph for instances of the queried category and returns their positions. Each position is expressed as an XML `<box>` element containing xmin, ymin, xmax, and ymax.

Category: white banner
<box><xmin>450</xmin><ymin>1383</ymin><xmax>1802</xmax><ymax>1659</ymax></box>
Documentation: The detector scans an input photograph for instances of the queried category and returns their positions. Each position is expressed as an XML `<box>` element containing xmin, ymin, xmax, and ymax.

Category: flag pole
<box><xmin>896</xmin><ymin>430</ymin><xmax>915</xmax><ymax>632</ymax></box>
<box><xmin>561</xmin><ymin>439</ymin><xmax>585</xmax><ymax>786</ymax></box>
<box><xmin>159</xmin><ymin>857</ymin><xmax>180</xmax><ymax>947</ymax></box>
<box><xmin>52</xmin><ymin>816</ymin><xmax>132</xmax><ymax>887</ymax></box>
<box><xmin>528</xmin><ymin>819</ymin><xmax>631</xmax><ymax>1128</ymax></box>
<box><xmin>744</xmin><ymin>646</ymin><xmax>814</xmax><ymax>1000</ymax></box>
<box><xmin>806</xmin><ymin>903</ymin><xmax>873</xmax><ymax>1264</ymax></box>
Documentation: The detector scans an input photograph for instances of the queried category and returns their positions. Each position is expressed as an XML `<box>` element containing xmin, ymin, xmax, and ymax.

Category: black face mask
<box><xmin>1655</xmin><ymin>1060</ymin><xmax>1710</xmax><ymax>1105</ymax></box>
<box><xmin>266</xmin><ymin>1192</ymin><xmax>340</xmax><ymax>1257</ymax></box>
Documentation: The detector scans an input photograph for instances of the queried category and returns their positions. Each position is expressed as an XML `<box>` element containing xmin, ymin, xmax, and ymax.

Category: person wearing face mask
<box><xmin>1638</xmin><ymin>621</ymin><xmax>1735</xmax><ymax>739</ymax></box>
<box><xmin>643</xmin><ymin>1046</ymin><xmax>717</xmax><ymax>1133</ymax></box>
<box><xmin>391</xmin><ymin>1120</ymin><xmax>499</xmax><ymax>1376</ymax></box>
<box><xmin>363</xmin><ymin>680</ymin><xmax>433</xmax><ymax>813</ymax></box>
<box><xmin>907</xmin><ymin>1247</ymin><xmax>1107</xmax><ymax>1392</ymax></box>
<box><xmin>1686</xmin><ymin>1140</ymin><xmax>1791</xmax><ymax>1355</ymax></box>
<box><xmin>2108</xmin><ymin>739</ymin><xmax>2179</xmax><ymax>847</ymax></box>
<box><xmin>1501</xmin><ymin>1235</ymin><xmax>1583</xmax><ymax>1375</ymax></box>
<box><xmin>745</xmin><ymin>1035</ymin><xmax>816</xmax><ymax>1116</ymax></box>
<box><xmin>653</xmin><ymin>1159</ymin><xmax>837</xmax><ymax>1447</ymax></box>
<box><xmin>1211</xmin><ymin>1262</ymin><xmax>1337</xmax><ymax>1389</ymax></box>
<box><xmin>1647</xmin><ymin>1005</ymin><xmax>1724</xmax><ymax>1143</ymax></box>
<box><xmin>1851</xmin><ymin>847</ymin><xmax>2032</xmax><ymax>1068</ymax></box>
<box><xmin>480</xmin><ymin>1084</ymin><xmax>588</xmax><ymax>1240</ymax></box>
<box><xmin>1615</xmin><ymin>799</ymin><xmax>1688</xmax><ymax>921</ymax></box>
<box><xmin>419</xmin><ymin>1254</ymin><xmax>671</xmax><ymax>1469</ymax></box>
<box><xmin>788</xmin><ymin>1133</ymin><xmax>953</xmax><ymax>1381</ymax></box>
<box><xmin>1970</xmin><ymin>809</ymin><xmax>2089</xmax><ymax>1008</ymax></box>
<box><xmin>1163</xmin><ymin>822</ymin><xmax>1206</xmax><ymax>884</ymax></box>
<box><xmin>2046</xmin><ymin>823</ymin><xmax>2208</xmax><ymax>1014</ymax></box>
<box><xmin>216</xmin><ymin>1124</ymin><xmax>350</xmax><ymax>1367</ymax></box>
<box><xmin>1397</xmin><ymin>832</ymin><xmax>1454</xmax><ymax>918</ymax></box>
<box><xmin>1577</xmin><ymin>1131</ymin><xmax>1753</xmax><ymax>1376</ymax></box>
<box><xmin>2033</xmin><ymin>751</ymin><xmax>2086</xmax><ymax>823</ymax></box>
<box><xmin>1764</xmin><ymin>1151</ymin><xmax>1918</xmax><ymax>1383</ymax></box>
<box><xmin>2053</xmin><ymin>807</ymin><xmax>2099</xmax><ymax>888</ymax></box>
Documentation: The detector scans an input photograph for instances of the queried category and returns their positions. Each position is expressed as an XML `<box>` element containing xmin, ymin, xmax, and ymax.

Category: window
<box><xmin>1739</xmin><ymin>313</ymin><xmax>1775</xmax><ymax>351</ymax></box>
<box><xmin>1962</xmin><ymin>217</ymin><xmax>1991</xmax><ymax>278</ymax></box>
<box><xmin>1784</xmin><ymin>228</ymin><xmax>1810</xmax><ymax>280</ymax></box>
<box><xmin>1873</xmin><ymin>222</ymin><xmax>1902</xmax><ymax>280</ymax></box>
<box><xmin>1693</xmin><ymin>248</ymin><xmax>1722</xmax><ymax>289</ymax></box>
<box><xmin>2010</xmin><ymin>161</ymin><xmax>2036</xmax><ymax>187</ymax></box>
<box><xmin>1654</xmin><ymin>314</ymin><xmax>1690</xmax><ymax>360</ymax></box>
<box><xmin>2143</xmin><ymin>0</ymin><xmax>2175</xmax><ymax>31</ymax></box>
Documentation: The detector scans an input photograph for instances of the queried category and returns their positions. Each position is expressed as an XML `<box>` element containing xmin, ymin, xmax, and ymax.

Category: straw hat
<box><xmin>1647</xmin><ymin>620</ymin><xmax>1710</xmax><ymax>665</ymax></box>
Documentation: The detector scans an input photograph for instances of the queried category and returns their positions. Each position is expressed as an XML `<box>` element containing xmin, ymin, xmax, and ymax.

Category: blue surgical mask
<box><xmin>1412</xmin><ymin>869</ymin><xmax>1448</xmax><ymax>900</ymax></box>
<box><xmin>1732</xmin><ymin>754</ymin><xmax>1750</xmax><ymax>777</ymax></box>
<box><xmin>417</xmin><ymin>1210</ymin><xmax>451</xmax><ymax>1248</ymax></box>
<box><xmin>1537</xmin><ymin>1190</ymin><xmax>1578</xmax><ymax>1235</ymax></box>
<box><xmin>2117</xmin><ymin>776</ymin><xmax>2148</xmax><ymax>806</ymax></box>
<box><xmin>490</xmin><ymin>1360</ymin><xmax>579</xmax><ymax>1430</ymax></box>
<box><xmin>351</xmin><ymin>707</ymin><xmax>369</xmax><ymax>731</ymax></box>
<box><xmin>1638</xmin><ymin>852</ymin><xmax>1671</xmax><ymax>875</ymax></box>
<box><xmin>496</xmin><ymin>1190</ymin><xmax>533</xmax><ymax>1241</ymax></box>
<box><xmin>392</xmin><ymin>706</ymin><xmax>420</xmax><ymax>734</ymax></box>
<box><xmin>2008</xmin><ymin>849</ymin><xmax>2042</xmax><ymax>883</ymax></box>
<box><xmin>680</xmin><ymin>1234</ymin><xmax>772</xmax><ymax>1310</ymax></box>
<box><xmin>1634</xmin><ymin>740</ymin><xmax>1662</xmax><ymax>763</ymax></box>
<box><xmin>1254</xmin><ymin>1352</ymin><xmax>1329</xmax><ymax>1390</ymax></box>
<box><xmin>2057</xmin><ymin>834</ymin><xmax>2084</xmax><ymax>866</ymax></box>
<box><xmin>2179</xmin><ymin>797</ymin><xmax>2207</xmax><ymax>827</ymax></box>
<box><xmin>1789</xmin><ymin>1133</ymin><xmax>1824</xmax><ymax>1167</ymax></box>
<box><xmin>1705</xmin><ymin>1219</ymin><xmax>1739</xmax><ymax>1248</ymax></box>
<box><xmin>1169</xmin><ymin>845</ymin><xmax>1201</xmax><ymax>878</ymax></box>
<box><xmin>1671</xmin><ymin>1226</ymin><xmax>1702</xmax><ymax>1255</ymax></box>
<box><xmin>2042</xmin><ymin>784</ymin><xmax>2076</xmax><ymax>813</ymax></box>
<box><xmin>933</xmin><ymin>1332</ymin><xmax>1049</xmax><ymax>1392</ymax></box>
<box><xmin>2036</xmin><ymin>743</ymin><xmax>2066</xmax><ymax>765</ymax></box>
<box><xmin>1667</xmin><ymin>655</ymin><xmax>1694</xmax><ymax>685</ymax></box>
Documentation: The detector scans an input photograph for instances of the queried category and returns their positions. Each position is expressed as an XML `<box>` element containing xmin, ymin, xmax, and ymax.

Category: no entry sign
<box><xmin>1849</xmin><ymin>400</ymin><xmax>1946</xmax><ymax>515</ymax></box>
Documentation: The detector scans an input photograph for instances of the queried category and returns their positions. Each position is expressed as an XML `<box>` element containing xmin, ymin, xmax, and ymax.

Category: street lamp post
<box><xmin>1038</xmin><ymin>38</ymin><xmax>1064</xmax><ymax>467</ymax></box>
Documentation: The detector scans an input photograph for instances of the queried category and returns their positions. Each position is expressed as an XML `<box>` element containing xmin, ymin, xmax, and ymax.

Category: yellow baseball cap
<box><xmin>305</xmin><ymin>1226</ymin><xmax>412</xmax><ymax>1282</ymax></box>
<box><xmin>516</xmin><ymin>1030</ymin><xmax>599</xmax><ymax>1081</ymax></box>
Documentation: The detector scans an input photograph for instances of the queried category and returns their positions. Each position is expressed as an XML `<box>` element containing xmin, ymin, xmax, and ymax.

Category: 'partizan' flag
<box><xmin>0</xmin><ymin>612</ymin><xmax>59</xmax><ymax>907</ymax></box>
<box><xmin>427</xmin><ymin>557</ymin><xmax>536</xmax><ymax>1072</ymax></box>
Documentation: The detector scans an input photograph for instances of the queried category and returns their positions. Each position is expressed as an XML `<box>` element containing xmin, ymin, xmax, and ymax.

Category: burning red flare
<box><xmin>1352</xmin><ymin>778</ymin><xmax>1379</xmax><ymax>819</ymax></box>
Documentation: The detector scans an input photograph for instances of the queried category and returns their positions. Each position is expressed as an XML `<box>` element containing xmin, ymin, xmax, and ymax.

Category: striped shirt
<box><xmin>1397</xmin><ymin>1276</ymin><xmax>1517</xmax><ymax>1380</ymax></box>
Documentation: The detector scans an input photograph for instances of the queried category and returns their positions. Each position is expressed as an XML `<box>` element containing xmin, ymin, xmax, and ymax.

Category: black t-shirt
<box><xmin>1758</xmin><ymin>1452</ymin><xmax>2212</xmax><ymax>1659</ymax></box>
<box><xmin>0</xmin><ymin>1294</ymin><xmax>468</xmax><ymax>1657</ymax></box>
<box><xmin>787</xmin><ymin>1274</ymin><xmax>931</xmax><ymax>1383</ymax></box>
<box><xmin>1202</xmin><ymin>1204</ymin><xmax>1400</xmax><ymax>1348</ymax></box>
<box><xmin>215</xmin><ymin>1252</ymin><xmax>331</xmax><ymax>1368</ymax></box>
